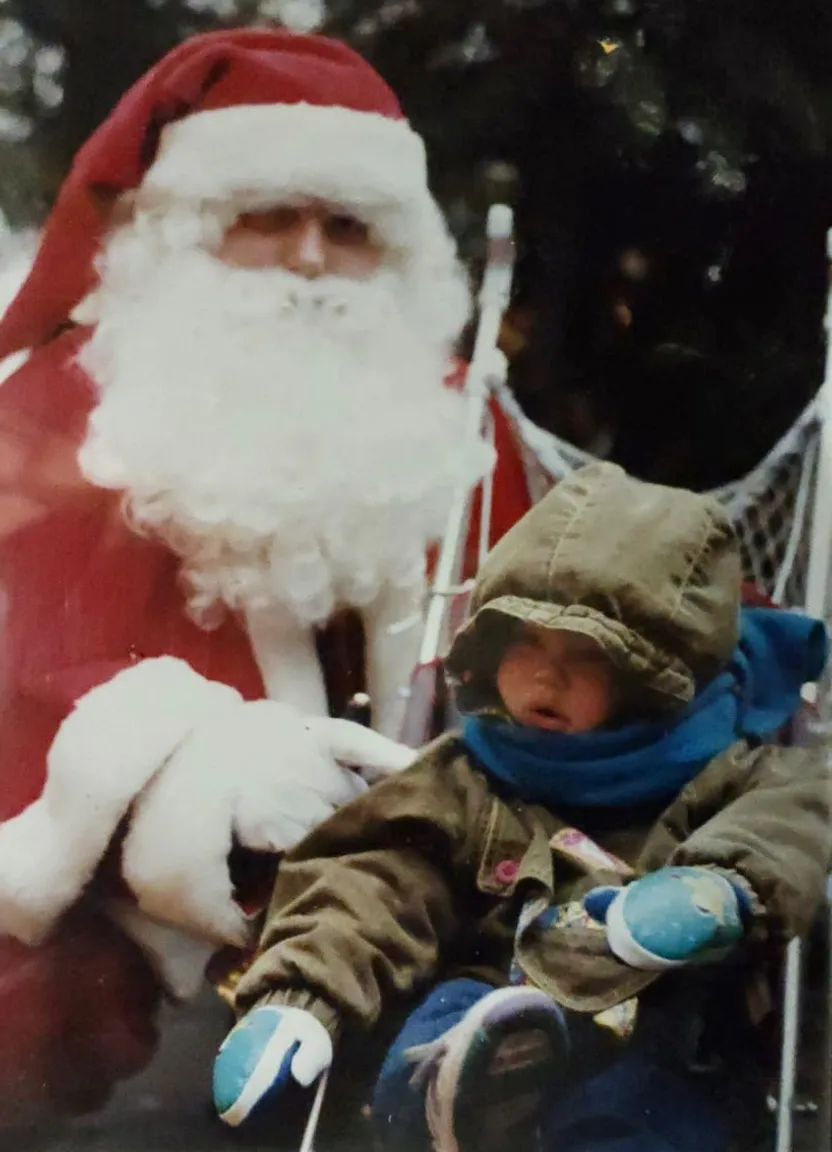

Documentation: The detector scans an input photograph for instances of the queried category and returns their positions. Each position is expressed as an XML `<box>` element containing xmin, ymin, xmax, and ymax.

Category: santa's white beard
<box><xmin>78</xmin><ymin>231</ymin><xmax>493</xmax><ymax>629</ymax></box>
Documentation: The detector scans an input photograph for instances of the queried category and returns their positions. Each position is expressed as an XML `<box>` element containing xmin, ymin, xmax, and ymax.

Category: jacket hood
<box><xmin>447</xmin><ymin>461</ymin><xmax>742</xmax><ymax>715</ymax></box>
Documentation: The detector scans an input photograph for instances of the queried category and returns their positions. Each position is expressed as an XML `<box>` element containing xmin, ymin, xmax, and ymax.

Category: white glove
<box><xmin>0</xmin><ymin>650</ymin><xmax>417</xmax><ymax>952</ymax></box>
<box><xmin>122</xmin><ymin>700</ymin><xmax>417</xmax><ymax>946</ymax></box>
<box><xmin>214</xmin><ymin>1004</ymin><xmax>333</xmax><ymax>1127</ymax></box>
<box><xmin>301</xmin><ymin>714</ymin><xmax>418</xmax><ymax>784</ymax></box>
<box><xmin>0</xmin><ymin>656</ymin><xmax>242</xmax><ymax>946</ymax></box>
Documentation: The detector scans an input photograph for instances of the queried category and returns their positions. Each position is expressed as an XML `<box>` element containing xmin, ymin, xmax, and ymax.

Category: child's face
<box><xmin>495</xmin><ymin>624</ymin><xmax>614</xmax><ymax>733</ymax></box>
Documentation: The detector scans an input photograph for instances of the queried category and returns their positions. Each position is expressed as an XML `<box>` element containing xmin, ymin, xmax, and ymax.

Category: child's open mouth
<box><xmin>529</xmin><ymin>706</ymin><xmax>569</xmax><ymax>731</ymax></box>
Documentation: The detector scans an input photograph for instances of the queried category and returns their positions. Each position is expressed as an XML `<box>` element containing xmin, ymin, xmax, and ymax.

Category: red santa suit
<box><xmin>0</xmin><ymin>29</ymin><xmax>532</xmax><ymax>1121</ymax></box>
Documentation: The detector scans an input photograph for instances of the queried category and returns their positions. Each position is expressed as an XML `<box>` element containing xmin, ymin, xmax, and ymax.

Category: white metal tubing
<box><xmin>775</xmin><ymin>228</ymin><xmax>832</xmax><ymax>1152</ymax></box>
<box><xmin>298</xmin><ymin>1066</ymin><xmax>330</xmax><ymax>1152</ymax></box>
<box><xmin>471</xmin><ymin>205</ymin><xmax>516</xmax><ymax>360</ymax></box>
<box><xmin>821</xmin><ymin>877</ymin><xmax>832</xmax><ymax>1151</ymax></box>
<box><xmin>802</xmin><ymin>229</ymin><xmax>832</xmax><ymax>622</ymax></box>
<box><xmin>417</xmin><ymin>366</ymin><xmax>502</xmax><ymax>667</ymax></box>
<box><xmin>478</xmin><ymin>408</ymin><xmax>496</xmax><ymax>571</ymax></box>
<box><xmin>418</xmin><ymin>205</ymin><xmax>516</xmax><ymax>668</ymax></box>
<box><xmin>776</xmin><ymin>937</ymin><xmax>804</xmax><ymax>1152</ymax></box>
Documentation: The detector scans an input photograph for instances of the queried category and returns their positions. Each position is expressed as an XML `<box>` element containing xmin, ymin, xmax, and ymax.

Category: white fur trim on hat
<box><xmin>139</xmin><ymin>102</ymin><xmax>434</xmax><ymax>243</ymax></box>
<box><xmin>0</xmin><ymin>657</ymin><xmax>242</xmax><ymax>946</ymax></box>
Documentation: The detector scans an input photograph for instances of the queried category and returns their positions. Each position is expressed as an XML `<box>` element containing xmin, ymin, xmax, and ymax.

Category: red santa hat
<box><xmin>0</xmin><ymin>27</ymin><xmax>447</xmax><ymax>361</ymax></box>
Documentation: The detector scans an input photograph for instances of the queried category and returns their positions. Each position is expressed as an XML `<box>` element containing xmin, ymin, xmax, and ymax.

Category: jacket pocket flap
<box><xmin>476</xmin><ymin>798</ymin><xmax>553</xmax><ymax>896</ymax></box>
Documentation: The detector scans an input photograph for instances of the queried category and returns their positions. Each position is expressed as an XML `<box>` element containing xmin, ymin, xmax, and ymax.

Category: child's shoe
<box><xmin>213</xmin><ymin>1004</ymin><xmax>332</xmax><ymax>1127</ymax></box>
<box><xmin>413</xmin><ymin>985</ymin><xmax>569</xmax><ymax>1152</ymax></box>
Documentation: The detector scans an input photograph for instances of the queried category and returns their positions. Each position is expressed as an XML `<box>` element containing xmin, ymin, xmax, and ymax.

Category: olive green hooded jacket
<box><xmin>236</xmin><ymin>463</ymin><xmax>830</xmax><ymax>1039</ymax></box>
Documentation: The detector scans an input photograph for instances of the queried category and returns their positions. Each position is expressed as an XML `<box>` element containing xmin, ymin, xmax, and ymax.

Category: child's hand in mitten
<box><xmin>583</xmin><ymin>866</ymin><xmax>748</xmax><ymax>970</ymax></box>
<box><xmin>213</xmin><ymin>1004</ymin><xmax>332</xmax><ymax>1127</ymax></box>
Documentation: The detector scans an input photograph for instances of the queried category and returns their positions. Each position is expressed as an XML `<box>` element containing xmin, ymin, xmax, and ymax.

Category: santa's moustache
<box><xmin>77</xmin><ymin>220</ymin><xmax>493</xmax><ymax>629</ymax></box>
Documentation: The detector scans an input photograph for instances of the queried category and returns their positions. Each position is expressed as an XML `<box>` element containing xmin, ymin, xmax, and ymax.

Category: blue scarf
<box><xmin>461</xmin><ymin>607</ymin><xmax>828</xmax><ymax>809</ymax></box>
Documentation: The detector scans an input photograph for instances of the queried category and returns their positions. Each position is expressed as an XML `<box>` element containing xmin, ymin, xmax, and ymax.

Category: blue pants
<box><xmin>372</xmin><ymin>979</ymin><xmax>732</xmax><ymax>1152</ymax></box>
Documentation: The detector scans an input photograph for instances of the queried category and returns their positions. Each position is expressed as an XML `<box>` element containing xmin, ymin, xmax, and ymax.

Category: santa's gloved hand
<box><xmin>583</xmin><ymin>866</ymin><xmax>748</xmax><ymax>970</ymax></box>
<box><xmin>213</xmin><ymin>1004</ymin><xmax>332</xmax><ymax>1127</ymax></box>
<box><xmin>121</xmin><ymin>701</ymin><xmax>417</xmax><ymax>948</ymax></box>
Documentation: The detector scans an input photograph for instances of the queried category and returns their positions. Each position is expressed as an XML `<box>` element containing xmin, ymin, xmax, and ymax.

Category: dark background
<box><xmin>3</xmin><ymin>0</ymin><xmax>832</xmax><ymax>489</ymax></box>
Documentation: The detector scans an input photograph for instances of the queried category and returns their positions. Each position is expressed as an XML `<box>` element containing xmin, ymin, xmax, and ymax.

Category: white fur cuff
<box><xmin>0</xmin><ymin>657</ymin><xmax>242</xmax><ymax>945</ymax></box>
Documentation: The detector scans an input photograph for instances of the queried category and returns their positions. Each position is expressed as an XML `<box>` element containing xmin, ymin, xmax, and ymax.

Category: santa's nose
<box><xmin>284</xmin><ymin>217</ymin><xmax>327</xmax><ymax>279</ymax></box>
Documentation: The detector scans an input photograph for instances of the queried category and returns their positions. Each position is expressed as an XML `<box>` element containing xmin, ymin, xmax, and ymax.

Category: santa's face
<box><xmin>76</xmin><ymin>200</ymin><xmax>493</xmax><ymax>630</ymax></box>
<box><xmin>216</xmin><ymin>202</ymin><xmax>384</xmax><ymax>280</ymax></box>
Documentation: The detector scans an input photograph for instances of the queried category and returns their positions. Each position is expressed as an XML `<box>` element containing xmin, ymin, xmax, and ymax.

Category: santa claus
<box><xmin>0</xmin><ymin>28</ymin><xmax>533</xmax><ymax>1120</ymax></box>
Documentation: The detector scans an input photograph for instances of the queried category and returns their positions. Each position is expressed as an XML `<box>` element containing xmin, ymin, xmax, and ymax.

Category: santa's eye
<box><xmin>237</xmin><ymin>207</ymin><xmax>301</xmax><ymax>233</ymax></box>
<box><xmin>325</xmin><ymin>213</ymin><xmax>371</xmax><ymax>245</ymax></box>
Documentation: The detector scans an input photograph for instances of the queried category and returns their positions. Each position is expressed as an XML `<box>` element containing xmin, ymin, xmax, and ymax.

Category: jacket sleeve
<box><xmin>234</xmin><ymin>747</ymin><xmax>485</xmax><ymax>1033</ymax></box>
<box><xmin>671</xmin><ymin>744</ymin><xmax>831</xmax><ymax>941</ymax></box>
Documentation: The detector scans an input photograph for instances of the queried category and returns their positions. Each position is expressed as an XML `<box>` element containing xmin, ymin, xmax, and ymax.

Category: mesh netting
<box><xmin>494</xmin><ymin>383</ymin><xmax>823</xmax><ymax>614</ymax></box>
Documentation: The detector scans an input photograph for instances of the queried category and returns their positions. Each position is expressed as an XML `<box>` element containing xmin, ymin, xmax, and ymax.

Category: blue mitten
<box><xmin>213</xmin><ymin>1004</ymin><xmax>333</xmax><ymax>1127</ymax></box>
<box><xmin>583</xmin><ymin>866</ymin><xmax>747</xmax><ymax>970</ymax></box>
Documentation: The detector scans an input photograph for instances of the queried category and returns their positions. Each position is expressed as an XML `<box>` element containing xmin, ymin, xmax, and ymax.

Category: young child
<box><xmin>212</xmin><ymin>461</ymin><xmax>830</xmax><ymax>1152</ymax></box>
